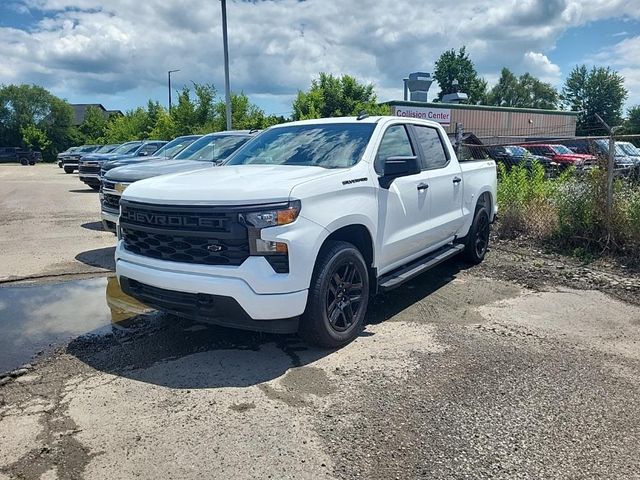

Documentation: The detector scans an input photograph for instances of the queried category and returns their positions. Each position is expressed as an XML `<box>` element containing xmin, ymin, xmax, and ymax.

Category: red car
<box><xmin>519</xmin><ymin>144</ymin><xmax>596</xmax><ymax>167</ymax></box>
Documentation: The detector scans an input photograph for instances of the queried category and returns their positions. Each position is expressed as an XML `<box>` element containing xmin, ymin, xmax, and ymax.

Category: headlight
<box><xmin>240</xmin><ymin>201</ymin><xmax>300</xmax><ymax>268</ymax></box>
<box><xmin>242</xmin><ymin>200</ymin><xmax>301</xmax><ymax>228</ymax></box>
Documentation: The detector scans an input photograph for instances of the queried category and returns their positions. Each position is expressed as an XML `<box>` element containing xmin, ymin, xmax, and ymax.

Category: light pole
<box><xmin>168</xmin><ymin>69</ymin><xmax>180</xmax><ymax>111</ymax></box>
<box><xmin>221</xmin><ymin>0</ymin><xmax>232</xmax><ymax>130</ymax></box>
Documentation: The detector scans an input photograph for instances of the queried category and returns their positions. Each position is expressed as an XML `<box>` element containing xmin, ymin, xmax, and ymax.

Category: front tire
<box><xmin>299</xmin><ymin>241</ymin><xmax>369</xmax><ymax>348</ymax></box>
<box><xmin>64</xmin><ymin>166</ymin><xmax>74</xmax><ymax>174</ymax></box>
<box><xmin>463</xmin><ymin>206</ymin><xmax>490</xmax><ymax>264</ymax></box>
<box><xmin>19</xmin><ymin>157</ymin><xmax>28</xmax><ymax>166</ymax></box>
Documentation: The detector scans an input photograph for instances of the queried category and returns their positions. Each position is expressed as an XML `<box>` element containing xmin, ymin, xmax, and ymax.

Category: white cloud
<box><xmin>0</xmin><ymin>0</ymin><xmax>639</xmax><ymax>112</ymax></box>
<box><xmin>592</xmin><ymin>35</ymin><xmax>640</xmax><ymax>109</ymax></box>
<box><xmin>522</xmin><ymin>51</ymin><xmax>562</xmax><ymax>84</ymax></box>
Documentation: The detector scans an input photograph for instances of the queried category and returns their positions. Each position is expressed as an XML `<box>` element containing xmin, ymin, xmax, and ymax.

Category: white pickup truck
<box><xmin>115</xmin><ymin>116</ymin><xmax>497</xmax><ymax>347</ymax></box>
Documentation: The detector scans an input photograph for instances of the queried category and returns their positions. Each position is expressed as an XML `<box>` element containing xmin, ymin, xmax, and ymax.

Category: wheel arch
<box><xmin>320</xmin><ymin>224</ymin><xmax>375</xmax><ymax>271</ymax></box>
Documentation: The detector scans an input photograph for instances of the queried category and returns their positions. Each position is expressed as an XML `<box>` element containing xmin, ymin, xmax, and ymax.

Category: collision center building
<box><xmin>386</xmin><ymin>100</ymin><xmax>579</xmax><ymax>145</ymax></box>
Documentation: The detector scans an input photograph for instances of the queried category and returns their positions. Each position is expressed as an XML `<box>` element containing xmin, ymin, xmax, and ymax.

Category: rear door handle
<box><xmin>417</xmin><ymin>182</ymin><xmax>429</xmax><ymax>191</ymax></box>
<box><xmin>452</xmin><ymin>176</ymin><xmax>462</xmax><ymax>184</ymax></box>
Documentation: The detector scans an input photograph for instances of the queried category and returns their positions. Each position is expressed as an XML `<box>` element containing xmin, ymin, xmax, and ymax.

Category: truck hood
<box><xmin>553</xmin><ymin>153</ymin><xmax>595</xmax><ymax>163</ymax></box>
<box><xmin>105</xmin><ymin>159</ymin><xmax>213</xmax><ymax>182</ymax></box>
<box><xmin>122</xmin><ymin>164</ymin><xmax>340</xmax><ymax>205</ymax></box>
<box><xmin>102</xmin><ymin>155</ymin><xmax>170</xmax><ymax>172</ymax></box>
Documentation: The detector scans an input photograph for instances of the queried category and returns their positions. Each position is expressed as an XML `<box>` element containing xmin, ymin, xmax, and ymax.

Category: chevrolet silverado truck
<box><xmin>62</xmin><ymin>144</ymin><xmax>101</xmax><ymax>173</ymax></box>
<box><xmin>116</xmin><ymin>116</ymin><xmax>497</xmax><ymax>347</ymax></box>
<box><xmin>79</xmin><ymin>141</ymin><xmax>165</xmax><ymax>190</ymax></box>
<box><xmin>100</xmin><ymin>131</ymin><xmax>255</xmax><ymax>233</ymax></box>
<box><xmin>99</xmin><ymin>135</ymin><xmax>202</xmax><ymax>179</ymax></box>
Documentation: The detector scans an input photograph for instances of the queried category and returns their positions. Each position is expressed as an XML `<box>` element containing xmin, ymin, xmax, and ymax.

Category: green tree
<box><xmin>79</xmin><ymin>106</ymin><xmax>108</xmax><ymax>143</ymax></box>
<box><xmin>212</xmin><ymin>92</ymin><xmax>284</xmax><ymax>131</ymax></box>
<box><xmin>433</xmin><ymin>47</ymin><xmax>487</xmax><ymax>104</ymax></box>
<box><xmin>21</xmin><ymin>124</ymin><xmax>51</xmax><ymax>152</ymax></box>
<box><xmin>562</xmin><ymin>65</ymin><xmax>627</xmax><ymax>135</ymax></box>
<box><xmin>292</xmin><ymin>73</ymin><xmax>389</xmax><ymax>120</ymax></box>
<box><xmin>0</xmin><ymin>84</ymin><xmax>76</xmax><ymax>160</ymax></box>
<box><xmin>101</xmin><ymin>107</ymin><xmax>153</xmax><ymax>142</ymax></box>
<box><xmin>624</xmin><ymin>105</ymin><xmax>640</xmax><ymax>135</ymax></box>
<box><xmin>487</xmin><ymin>68</ymin><xmax>559</xmax><ymax>109</ymax></box>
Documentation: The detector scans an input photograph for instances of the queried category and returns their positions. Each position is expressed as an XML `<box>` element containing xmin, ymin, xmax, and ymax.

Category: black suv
<box><xmin>0</xmin><ymin>147</ymin><xmax>42</xmax><ymax>165</ymax></box>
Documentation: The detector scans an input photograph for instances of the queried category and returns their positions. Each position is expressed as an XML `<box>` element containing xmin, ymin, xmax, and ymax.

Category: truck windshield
<box><xmin>551</xmin><ymin>145</ymin><xmax>574</xmax><ymax>155</ymax></box>
<box><xmin>111</xmin><ymin>142</ymin><xmax>141</xmax><ymax>155</ymax></box>
<box><xmin>174</xmin><ymin>135</ymin><xmax>250</xmax><ymax>162</ymax></box>
<box><xmin>153</xmin><ymin>137</ymin><xmax>199</xmax><ymax>158</ymax></box>
<box><xmin>619</xmin><ymin>142</ymin><xmax>640</xmax><ymax>156</ymax></box>
<box><xmin>226</xmin><ymin>123</ymin><xmax>376</xmax><ymax>168</ymax></box>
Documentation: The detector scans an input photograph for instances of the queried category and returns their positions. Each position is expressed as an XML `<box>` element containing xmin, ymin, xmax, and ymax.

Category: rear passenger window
<box><xmin>375</xmin><ymin>125</ymin><xmax>414</xmax><ymax>174</ymax></box>
<box><xmin>413</xmin><ymin>126</ymin><xmax>448</xmax><ymax>169</ymax></box>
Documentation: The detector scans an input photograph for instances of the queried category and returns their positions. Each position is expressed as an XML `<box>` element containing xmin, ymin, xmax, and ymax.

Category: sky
<box><xmin>1</xmin><ymin>0</ymin><xmax>639</xmax><ymax>117</ymax></box>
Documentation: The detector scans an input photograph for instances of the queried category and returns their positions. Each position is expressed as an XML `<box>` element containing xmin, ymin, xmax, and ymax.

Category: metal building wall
<box><xmin>388</xmin><ymin>101</ymin><xmax>578</xmax><ymax>145</ymax></box>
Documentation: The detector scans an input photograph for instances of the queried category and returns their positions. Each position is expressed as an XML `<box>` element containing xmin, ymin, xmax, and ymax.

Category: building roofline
<box><xmin>384</xmin><ymin>100</ymin><xmax>578</xmax><ymax>117</ymax></box>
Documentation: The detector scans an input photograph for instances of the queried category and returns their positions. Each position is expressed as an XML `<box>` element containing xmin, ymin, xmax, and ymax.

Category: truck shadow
<box><xmin>75</xmin><ymin>246</ymin><xmax>115</xmax><ymax>270</ymax></box>
<box><xmin>80</xmin><ymin>221</ymin><xmax>105</xmax><ymax>232</ymax></box>
<box><xmin>66</xmin><ymin>261</ymin><xmax>467</xmax><ymax>390</ymax></box>
<box><xmin>67</xmin><ymin>314</ymin><xmax>331</xmax><ymax>390</ymax></box>
<box><xmin>366</xmin><ymin>259</ymin><xmax>470</xmax><ymax>325</ymax></box>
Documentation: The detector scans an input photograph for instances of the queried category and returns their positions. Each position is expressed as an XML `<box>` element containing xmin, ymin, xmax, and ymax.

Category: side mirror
<box><xmin>379</xmin><ymin>155</ymin><xmax>420</xmax><ymax>188</ymax></box>
<box><xmin>138</xmin><ymin>151</ymin><xmax>149</xmax><ymax>157</ymax></box>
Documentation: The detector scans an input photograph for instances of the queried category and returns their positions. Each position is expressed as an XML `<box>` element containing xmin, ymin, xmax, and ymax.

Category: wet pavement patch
<box><xmin>0</xmin><ymin>276</ymin><xmax>153</xmax><ymax>374</ymax></box>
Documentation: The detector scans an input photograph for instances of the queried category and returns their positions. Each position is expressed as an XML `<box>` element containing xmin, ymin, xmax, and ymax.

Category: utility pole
<box><xmin>595</xmin><ymin>113</ymin><xmax>620</xmax><ymax>236</ymax></box>
<box><xmin>168</xmin><ymin>69</ymin><xmax>180</xmax><ymax>111</ymax></box>
<box><xmin>221</xmin><ymin>0</ymin><xmax>232</xmax><ymax>130</ymax></box>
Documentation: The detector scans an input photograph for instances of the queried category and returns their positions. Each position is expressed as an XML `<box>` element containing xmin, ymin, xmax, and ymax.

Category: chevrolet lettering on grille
<box><xmin>125</xmin><ymin>211</ymin><xmax>225</xmax><ymax>229</ymax></box>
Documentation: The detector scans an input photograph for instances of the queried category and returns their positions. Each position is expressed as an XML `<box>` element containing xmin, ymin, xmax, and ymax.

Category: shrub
<box><xmin>496</xmin><ymin>161</ymin><xmax>640</xmax><ymax>261</ymax></box>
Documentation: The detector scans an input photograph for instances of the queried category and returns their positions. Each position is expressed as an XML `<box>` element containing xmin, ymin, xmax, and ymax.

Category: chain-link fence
<box><xmin>455</xmin><ymin>128</ymin><xmax>640</xmax><ymax>260</ymax></box>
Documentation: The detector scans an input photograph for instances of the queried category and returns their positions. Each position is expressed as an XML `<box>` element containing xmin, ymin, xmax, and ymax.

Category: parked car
<box><xmin>485</xmin><ymin>145</ymin><xmax>556</xmax><ymax>173</ymax></box>
<box><xmin>99</xmin><ymin>135</ymin><xmax>201</xmax><ymax>178</ymax></box>
<box><xmin>115</xmin><ymin>116</ymin><xmax>497</xmax><ymax>347</ymax></box>
<box><xmin>100</xmin><ymin>132</ymin><xmax>254</xmax><ymax>232</ymax></box>
<box><xmin>0</xmin><ymin>147</ymin><xmax>41</xmax><ymax>165</ymax></box>
<box><xmin>558</xmin><ymin>138</ymin><xmax>637</xmax><ymax>175</ymax></box>
<box><xmin>57</xmin><ymin>146</ymin><xmax>80</xmax><ymax>168</ymax></box>
<box><xmin>616</xmin><ymin>141</ymin><xmax>640</xmax><ymax>172</ymax></box>
<box><xmin>518</xmin><ymin>143</ymin><xmax>596</xmax><ymax>171</ymax></box>
<box><xmin>78</xmin><ymin>141</ymin><xmax>166</xmax><ymax>190</ymax></box>
<box><xmin>62</xmin><ymin>145</ymin><xmax>101</xmax><ymax>173</ymax></box>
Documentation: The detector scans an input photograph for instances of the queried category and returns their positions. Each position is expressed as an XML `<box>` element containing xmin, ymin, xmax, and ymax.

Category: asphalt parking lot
<box><xmin>0</xmin><ymin>164</ymin><xmax>115</xmax><ymax>282</ymax></box>
<box><xmin>1</xmin><ymin>164</ymin><xmax>640</xmax><ymax>479</ymax></box>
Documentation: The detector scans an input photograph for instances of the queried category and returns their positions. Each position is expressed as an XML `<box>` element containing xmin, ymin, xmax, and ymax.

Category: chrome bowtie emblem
<box><xmin>207</xmin><ymin>244</ymin><xmax>224</xmax><ymax>252</ymax></box>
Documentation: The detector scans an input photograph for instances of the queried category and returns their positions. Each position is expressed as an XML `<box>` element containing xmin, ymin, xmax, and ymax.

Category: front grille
<box><xmin>79</xmin><ymin>164</ymin><xmax>100</xmax><ymax>175</ymax></box>
<box><xmin>120</xmin><ymin>200</ymin><xmax>251</xmax><ymax>266</ymax></box>
<box><xmin>102</xmin><ymin>192</ymin><xmax>121</xmax><ymax>212</ymax></box>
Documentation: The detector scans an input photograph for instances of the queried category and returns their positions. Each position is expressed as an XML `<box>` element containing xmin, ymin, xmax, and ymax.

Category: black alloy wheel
<box><xmin>326</xmin><ymin>261</ymin><xmax>364</xmax><ymax>333</ymax></box>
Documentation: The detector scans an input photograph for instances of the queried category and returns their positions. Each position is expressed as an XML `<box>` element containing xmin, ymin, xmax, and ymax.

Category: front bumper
<box><xmin>116</xmin><ymin>251</ymin><xmax>308</xmax><ymax>328</ymax></box>
<box><xmin>79</xmin><ymin>172</ymin><xmax>100</xmax><ymax>184</ymax></box>
<box><xmin>101</xmin><ymin>209</ymin><xmax>118</xmax><ymax>233</ymax></box>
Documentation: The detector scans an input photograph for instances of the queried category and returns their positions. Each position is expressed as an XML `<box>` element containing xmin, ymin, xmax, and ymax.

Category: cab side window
<box><xmin>375</xmin><ymin>125</ymin><xmax>414</xmax><ymax>174</ymax></box>
<box><xmin>412</xmin><ymin>125</ymin><xmax>448</xmax><ymax>170</ymax></box>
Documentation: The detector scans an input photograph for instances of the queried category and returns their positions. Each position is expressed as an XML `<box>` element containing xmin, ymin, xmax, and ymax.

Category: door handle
<box><xmin>452</xmin><ymin>176</ymin><xmax>462</xmax><ymax>184</ymax></box>
<box><xmin>417</xmin><ymin>182</ymin><xmax>429</xmax><ymax>191</ymax></box>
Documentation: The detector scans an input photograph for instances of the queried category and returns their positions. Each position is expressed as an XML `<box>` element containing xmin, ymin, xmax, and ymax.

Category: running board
<box><xmin>377</xmin><ymin>244</ymin><xmax>464</xmax><ymax>292</ymax></box>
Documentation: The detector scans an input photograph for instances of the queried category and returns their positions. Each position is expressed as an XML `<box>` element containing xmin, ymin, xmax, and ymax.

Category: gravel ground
<box><xmin>1</xmin><ymin>164</ymin><xmax>639</xmax><ymax>479</ymax></box>
<box><xmin>0</xmin><ymin>164</ymin><xmax>115</xmax><ymax>282</ymax></box>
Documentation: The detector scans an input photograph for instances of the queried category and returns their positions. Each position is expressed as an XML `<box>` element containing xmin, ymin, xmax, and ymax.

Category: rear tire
<box><xmin>299</xmin><ymin>241</ymin><xmax>369</xmax><ymax>348</ymax></box>
<box><xmin>19</xmin><ymin>157</ymin><xmax>28</xmax><ymax>166</ymax></box>
<box><xmin>64</xmin><ymin>166</ymin><xmax>74</xmax><ymax>174</ymax></box>
<box><xmin>463</xmin><ymin>206</ymin><xmax>490</xmax><ymax>264</ymax></box>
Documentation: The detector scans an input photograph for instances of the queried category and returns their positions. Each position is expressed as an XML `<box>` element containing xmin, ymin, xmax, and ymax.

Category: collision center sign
<box><xmin>392</xmin><ymin>106</ymin><xmax>451</xmax><ymax>126</ymax></box>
